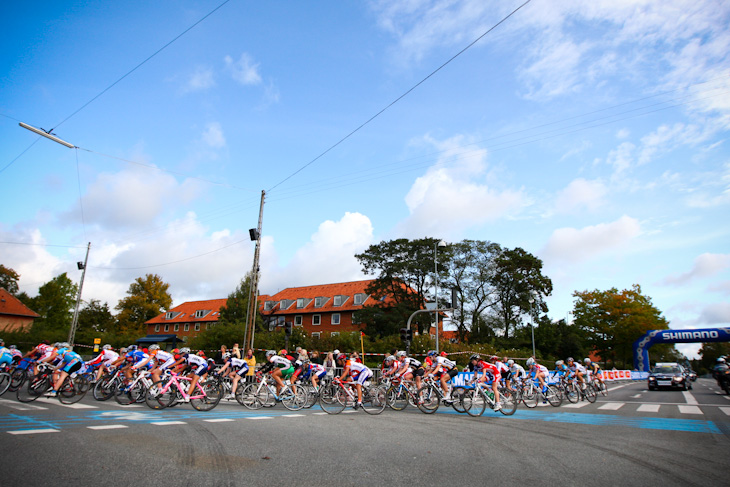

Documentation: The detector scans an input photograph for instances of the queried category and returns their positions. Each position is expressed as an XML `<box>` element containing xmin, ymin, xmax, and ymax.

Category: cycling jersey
<box><xmin>395</xmin><ymin>358</ymin><xmax>413</xmax><ymax>377</ymax></box>
<box><xmin>0</xmin><ymin>347</ymin><xmax>12</xmax><ymax>367</ymax></box>
<box><xmin>308</xmin><ymin>362</ymin><xmax>326</xmax><ymax>378</ymax></box>
<box><xmin>509</xmin><ymin>364</ymin><xmax>527</xmax><ymax>378</ymax></box>
<box><xmin>270</xmin><ymin>356</ymin><xmax>292</xmax><ymax>369</ymax></box>
<box><xmin>88</xmin><ymin>350</ymin><xmax>120</xmax><ymax>366</ymax></box>
<box><xmin>153</xmin><ymin>350</ymin><xmax>175</xmax><ymax>369</ymax></box>
<box><xmin>126</xmin><ymin>350</ymin><xmax>150</xmax><ymax>366</ymax></box>
<box><xmin>58</xmin><ymin>349</ymin><xmax>83</xmax><ymax>373</ymax></box>
<box><xmin>568</xmin><ymin>363</ymin><xmax>586</xmax><ymax>374</ymax></box>
<box><xmin>531</xmin><ymin>364</ymin><xmax>549</xmax><ymax>375</ymax></box>
<box><xmin>226</xmin><ymin>357</ymin><xmax>250</xmax><ymax>376</ymax></box>
<box><xmin>473</xmin><ymin>360</ymin><xmax>501</xmax><ymax>381</ymax></box>
<box><xmin>183</xmin><ymin>352</ymin><xmax>208</xmax><ymax>376</ymax></box>
<box><xmin>434</xmin><ymin>356</ymin><xmax>456</xmax><ymax>370</ymax></box>
<box><xmin>345</xmin><ymin>359</ymin><xmax>373</xmax><ymax>384</ymax></box>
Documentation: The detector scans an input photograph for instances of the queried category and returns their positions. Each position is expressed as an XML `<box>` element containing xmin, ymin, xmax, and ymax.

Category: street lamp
<box><xmin>434</xmin><ymin>239</ymin><xmax>446</xmax><ymax>353</ymax></box>
<box><xmin>19</xmin><ymin>122</ymin><xmax>76</xmax><ymax>148</ymax></box>
<box><xmin>528</xmin><ymin>291</ymin><xmax>537</xmax><ymax>359</ymax></box>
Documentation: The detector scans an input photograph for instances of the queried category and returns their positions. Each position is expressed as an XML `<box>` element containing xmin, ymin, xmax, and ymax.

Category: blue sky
<box><xmin>2</xmin><ymin>1</ymin><xmax>729</xmax><ymax>358</ymax></box>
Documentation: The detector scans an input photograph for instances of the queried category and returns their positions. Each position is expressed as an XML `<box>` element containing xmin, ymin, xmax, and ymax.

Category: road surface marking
<box><xmin>636</xmin><ymin>404</ymin><xmax>660</xmax><ymax>413</ymax></box>
<box><xmin>562</xmin><ymin>402</ymin><xmax>591</xmax><ymax>408</ymax></box>
<box><xmin>150</xmin><ymin>421</ymin><xmax>187</xmax><ymax>425</ymax></box>
<box><xmin>682</xmin><ymin>391</ymin><xmax>698</xmax><ymax>405</ymax></box>
<box><xmin>203</xmin><ymin>418</ymin><xmax>235</xmax><ymax>423</ymax></box>
<box><xmin>598</xmin><ymin>402</ymin><xmax>624</xmax><ymax>410</ymax></box>
<box><xmin>88</xmin><ymin>424</ymin><xmax>128</xmax><ymax>430</ymax></box>
<box><xmin>678</xmin><ymin>405</ymin><xmax>702</xmax><ymax>415</ymax></box>
<box><xmin>246</xmin><ymin>416</ymin><xmax>273</xmax><ymax>420</ymax></box>
<box><xmin>631</xmin><ymin>394</ymin><xmax>642</xmax><ymax>398</ymax></box>
<box><xmin>8</xmin><ymin>428</ymin><xmax>60</xmax><ymax>435</ymax></box>
<box><xmin>312</xmin><ymin>412</ymin><xmax>328</xmax><ymax>415</ymax></box>
<box><xmin>720</xmin><ymin>407</ymin><xmax>730</xmax><ymax>416</ymax></box>
<box><xmin>0</xmin><ymin>399</ymin><xmax>48</xmax><ymax>411</ymax></box>
<box><xmin>36</xmin><ymin>398</ymin><xmax>97</xmax><ymax>409</ymax></box>
<box><xmin>281</xmin><ymin>414</ymin><xmax>306</xmax><ymax>417</ymax></box>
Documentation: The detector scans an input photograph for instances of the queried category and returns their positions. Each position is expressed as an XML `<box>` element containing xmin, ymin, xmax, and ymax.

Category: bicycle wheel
<box><xmin>254</xmin><ymin>384</ymin><xmax>276</xmax><ymax>409</ymax></box>
<box><xmin>583</xmin><ymin>385</ymin><xmax>597</xmax><ymax>403</ymax></box>
<box><xmin>145</xmin><ymin>380</ymin><xmax>167</xmax><ymax>410</ymax></box>
<box><xmin>416</xmin><ymin>384</ymin><xmax>439</xmax><ymax>414</ymax></box>
<box><xmin>93</xmin><ymin>375</ymin><xmax>116</xmax><ymax>401</ymax></box>
<box><xmin>596</xmin><ymin>381</ymin><xmax>608</xmax><ymax>397</ymax></box>
<box><xmin>463</xmin><ymin>388</ymin><xmax>487</xmax><ymax>417</ymax></box>
<box><xmin>361</xmin><ymin>385</ymin><xmax>387</xmax><ymax>415</ymax></box>
<box><xmin>545</xmin><ymin>386</ymin><xmax>562</xmax><ymax>407</ymax></box>
<box><xmin>281</xmin><ymin>385</ymin><xmax>307</xmax><ymax>411</ymax></box>
<box><xmin>0</xmin><ymin>372</ymin><xmax>11</xmax><ymax>396</ymax></box>
<box><xmin>302</xmin><ymin>384</ymin><xmax>318</xmax><ymax>408</ymax></box>
<box><xmin>565</xmin><ymin>383</ymin><xmax>580</xmax><ymax>404</ymax></box>
<box><xmin>58</xmin><ymin>376</ymin><xmax>82</xmax><ymax>404</ymax></box>
<box><xmin>237</xmin><ymin>382</ymin><xmax>259</xmax><ymax>408</ymax></box>
<box><xmin>113</xmin><ymin>381</ymin><xmax>134</xmax><ymax>405</ymax></box>
<box><xmin>319</xmin><ymin>384</ymin><xmax>345</xmax><ymax>414</ymax></box>
<box><xmin>522</xmin><ymin>383</ymin><xmax>538</xmax><ymax>408</ymax></box>
<box><xmin>9</xmin><ymin>369</ymin><xmax>27</xmax><ymax>392</ymax></box>
<box><xmin>498</xmin><ymin>388</ymin><xmax>517</xmax><ymax>416</ymax></box>
<box><xmin>451</xmin><ymin>386</ymin><xmax>467</xmax><ymax>413</ymax></box>
<box><xmin>191</xmin><ymin>380</ymin><xmax>222</xmax><ymax>411</ymax></box>
<box><xmin>388</xmin><ymin>386</ymin><xmax>409</xmax><ymax>411</ymax></box>
<box><xmin>17</xmin><ymin>374</ymin><xmax>50</xmax><ymax>402</ymax></box>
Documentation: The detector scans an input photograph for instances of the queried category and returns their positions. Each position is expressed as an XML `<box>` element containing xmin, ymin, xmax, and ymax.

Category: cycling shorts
<box><xmin>414</xmin><ymin>366</ymin><xmax>426</xmax><ymax>377</ymax></box>
<box><xmin>234</xmin><ymin>367</ymin><xmax>250</xmax><ymax>377</ymax></box>
<box><xmin>192</xmin><ymin>363</ymin><xmax>208</xmax><ymax>376</ymax></box>
<box><xmin>353</xmin><ymin>370</ymin><xmax>373</xmax><ymax>385</ymax></box>
<box><xmin>313</xmin><ymin>370</ymin><xmax>327</xmax><ymax>380</ymax></box>
<box><xmin>0</xmin><ymin>354</ymin><xmax>13</xmax><ymax>367</ymax></box>
<box><xmin>281</xmin><ymin>366</ymin><xmax>295</xmax><ymax>379</ymax></box>
<box><xmin>437</xmin><ymin>368</ymin><xmax>459</xmax><ymax>380</ymax></box>
<box><xmin>62</xmin><ymin>359</ymin><xmax>82</xmax><ymax>374</ymax></box>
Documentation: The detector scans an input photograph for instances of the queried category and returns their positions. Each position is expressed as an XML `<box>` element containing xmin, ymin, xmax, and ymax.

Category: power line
<box><xmin>266</xmin><ymin>0</ymin><xmax>533</xmax><ymax>193</ymax></box>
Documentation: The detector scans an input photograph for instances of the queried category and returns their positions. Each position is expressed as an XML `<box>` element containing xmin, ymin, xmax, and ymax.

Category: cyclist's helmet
<box><xmin>179</xmin><ymin>347</ymin><xmax>191</xmax><ymax>355</ymax></box>
<box><xmin>396</xmin><ymin>350</ymin><xmax>407</xmax><ymax>359</ymax></box>
<box><xmin>148</xmin><ymin>344</ymin><xmax>160</xmax><ymax>352</ymax></box>
<box><xmin>526</xmin><ymin>357</ymin><xmax>535</xmax><ymax>367</ymax></box>
<box><xmin>555</xmin><ymin>360</ymin><xmax>564</xmax><ymax>366</ymax></box>
<box><xmin>469</xmin><ymin>354</ymin><xmax>480</xmax><ymax>361</ymax></box>
<box><xmin>426</xmin><ymin>350</ymin><xmax>437</xmax><ymax>357</ymax></box>
<box><xmin>507</xmin><ymin>359</ymin><xmax>514</xmax><ymax>366</ymax></box>
<box><xmin>223</xmin><ymin>352</ymin><xmax>231</xmax><ymax>360</ymax></box>
<box><xmin>102</xmin><ymin>344</ymin><xmax>112</xmax><ymax>351</ymax></box>
<box><xmin>337</xmin><ymin>353</ymin><xmax>347</xmax><ymax>361</ymax></box>
<box><xmin>127</xmin><ymin>345</ymin><xmax>138</xmax><ymax>352</ymax></box>
<box><xmin>566</xmin><ymin>357</ymin><xmax>574</xmax><ymax>363</ymax></box>
<box><xmin>59</xmin><ymin>342</ymin><xmax>70</xmax><ymax>349</ymax></box>
<box><xmin>584</xmin><ymin>358</ymin><xmax>591</xmax><ymax>364</ymax></box>
<box><xmin>718</xmin><ymin>357</ymin><xmax>727</xmax><ymax>364</ymax></box>
<box><xmin>385</xmin><ymin>355</ymin><xmax>396</xmax><ymax>363</ymax></box>
<box><xmin>279</xmin><ymin>349</ymin><xmax>287</xmax><ymax>356</ymax></box>
<box><xmin>440</xmin><ymin>351</ymin><xmax>447</xmax><ymax>357</ymax></box>
<box><xmin>119</xmin><ymin>347</ymin><xmax>128</xmax><ymax>354</ymax></box>
<box><xmin>265</xmin><ymin>350</ymin><xmax>276</xmax><ymax>359</ymax></box>
<box><xmin>490</xmin><ymin>355</ymin><xmax>499</xmax><ymax>362</ymax></box>
<box><xmin>9</xmin><ymin>344</ymin><xmax>16</xmax><ymax>349</ymax></box>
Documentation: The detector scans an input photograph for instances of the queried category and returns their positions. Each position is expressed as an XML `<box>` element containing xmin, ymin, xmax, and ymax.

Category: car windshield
<box><xmin>652</xmin><ymin>366</ymin><xmax>681</xmax><ymax>374</ymax></box>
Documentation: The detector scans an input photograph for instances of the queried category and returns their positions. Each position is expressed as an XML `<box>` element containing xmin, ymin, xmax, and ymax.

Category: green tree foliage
<box><xmin>115</xmin><ymin>274</ymin><xmax>172</xmax><ymax>336</ymax></box>
<box><xmin>530</xmin><ymin>316</ymin><xmax>586</xmax><ymax>361</ymax></box>
<box><xmin>0</xmin><ymin>264</ymin><xmax>20</xmax><ymax>295</ymax></box>
<box><xmin>217</xmin><ymin>274</ymin><xmax>254</xmax><ymax>326</ymax></box>
<box><xmin>573</xmin><ymin>284</ymin><xmax>670</xmax><ymax>369</ymax></box>
<box><xmin>74</xmin><ymin>299</ymin><xmax>117</xmax><ymax>345</ymax></box>
<box><xmin>30</xmin><ymin>273</ymin><xmax>78</xmax><ymax>335</ymax></box>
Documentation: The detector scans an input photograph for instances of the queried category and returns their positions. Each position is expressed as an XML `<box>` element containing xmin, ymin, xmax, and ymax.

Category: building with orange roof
<box><xmin>144</xmin><ymin>298</ymin><xmax>227</xmax><ymax>343</ymax></box>
<box><xmin>0</xmin><ymin>287</ymin><xmax>40</xmax><ymax>332</ymax></box>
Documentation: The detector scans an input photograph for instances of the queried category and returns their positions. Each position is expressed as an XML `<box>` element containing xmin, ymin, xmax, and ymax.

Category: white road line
<box><xmin>312</xmin><ymin>412</ymin><xmax>328</xmax><ymax>415</ymax></box>
<box><xmin>562</xmin><ymin>402</ymin><xmax>591</xmax><ymax>409</ymax></box>
<box><xmin>0</xmin><ymin>399</ymin><xmax>48</xmax><ymax>411</ymax></box>
<box><xmin>606</xmin><ymin>384</ymin><xmax>631</xmax><ymax>392</ymax></box>
<box><xmin>636</xmin><ymin>404</ymin><xmax>660</xmax><ymax>413</ymax></box>
<box><xmin>203</xmin><ymin>418</ymin><xmax>235</xmax><ymax>423</ymax></box>
<box><xmin>281</xmin><ymin>414</ymin><xmax>306</xmax><ymax>417</ymax></box>
<box><xmin>150</xmin><ymin>421</ymin><xmax>187</xmax><ymax>425</ymax></box>
<box><xmin>631</xmin><ymin>394</ymin><xmax>642</xmax><ymax>398</ymax></box>
<box><xmin>36</xmin><ymin>397</ymin><xmax>97</xmax><ymax>409</ymax></box>
<box><xmin>720</xmin><ymin>407</ymin><xmax>730</xmax><ymax>416</ymax></box>
<box><xmin>678</xmin><ymin>405</ymin><xmax>702</xmax><ymax>415</ymax></box>
<box><xmin>8</xmin><ymin>428</ymin><xmax>60</xmax><ymax>435</ymax></box>
<box><xmin>246</xmin><ymin>416</ymin><xmax>273</xmax><ymax>420</ymax></box>
<box><xmin>682</xmin><ymin>391</ymin><xmax>698</xmax><ymax>405</ymax></box>
<box><xmin>598</xmin><ymin>402</ymin><xmax>625</xmax><ymax>410</ymax></box>
<box><xmin>87</xmin><ymin>424</ymin><xmax>128</xmax><ymax>430</ymax></box>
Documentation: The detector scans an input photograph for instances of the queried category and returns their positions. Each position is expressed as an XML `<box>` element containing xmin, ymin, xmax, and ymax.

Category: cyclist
<box><xmin>87</xmin><ymin>345</ymin><xmax>120</xmax><ymax>382</ymax></box>
<box><xmin>259</xmin><ymin>350</ymin><xmax>294</xmax><ymax>396</ymax></box>
<box><xmin>306</xmin><ymin>360</ymin><xmax>328</xmax><ymax>388</ymax></box>
<box><xmin>584</xmin><ymin>358</ymin><xmax>603</xmax><ymax>389</ymax></box>
<box><xmin>147</xmin><ymin>345</ymin><xmax>177</xmax><ymax>385</ymax></box>
<box><xmin>393</xmin><ymin>351</ymin><xmax>414</xmax><ymax>382</ymax></box>
<box><xmin>492</xmin><ymin>356</ymin><xmax>510</xmax><ymax>387</ymax></box>
<box><xmin>119</xmin><ymin>345</ymin><xmax>150</xmax><ymax>382</ymax></box>
<box><xmin>8</xmin><ymin>345</ymin><xmax>23</xmax><ymax>364</ymax></box>
<box><xmin>507</xmin><ymin>359</ymin><xmax>527</xmax><ymax>387</ymax></box>
<box><xmin>554</xmin><ymin>360</ymin><xmax>569</xmax><ymax>382</ymax></box>
<box><xmin>336</xmin><ymin>352</ymin><xmax>373</xmax><ymax>409</ymax></box>
<box><xmin>216</xmin><ymin>351</ymin><xmax>249</xmax><ymax>399</ymax></box>
<box><xmin>381</xmin><ymin>355</ymin><xmax>399</xmax><ymax>378</ymax></box>
<box><xmin>0</xmin><ymin>340</ymin><xmax>13</xmax><ymax>369</ymax></box>
<box><xmin>430</xmin><ymin>351</ymin><xmax>458</xmax><ymax>402</ymax></box>
<box><xmin>566</xmin><ymin>357</ymin><xmax>587</xmax><ymax>389</ymax></box>
<box><xmin>25</xmin><ymin>340</ymin><xmax>54</xmax><ymax>376</ymax></box>
<box><xmin>526</xmin><ymin>357</ymin><xmax>549</xmax><ymax>392</ymax></box>
<box><xmin>170</xmin><ymin>348</ymin><xmax>209</xmax><ymax>401</ymax></box>
<box><xmin>44</xmin><ymin>343</ymin><xmax>83</xmax><ymax>397</ymax></box>
<box><xmin>468</xmin><ymin>354</ymin><xmax>502</xmax><ymax>411</ymax></box>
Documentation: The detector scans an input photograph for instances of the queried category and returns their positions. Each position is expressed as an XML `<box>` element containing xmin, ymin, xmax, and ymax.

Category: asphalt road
<box><xmin>0</xmin><ymin>378</ymin><xmax>727</xmax><ymax>486</ymax></box>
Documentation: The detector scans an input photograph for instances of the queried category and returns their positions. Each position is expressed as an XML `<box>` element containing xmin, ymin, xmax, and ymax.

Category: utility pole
<box><xmin>244</xmin><ymin>190</ymin><xmax>265</xmax><ymax>351</ymax></box>
<box><xmin>68</xmin><ymin>242</ymin><xmax>90</xmax><ymax>345</ymax></box>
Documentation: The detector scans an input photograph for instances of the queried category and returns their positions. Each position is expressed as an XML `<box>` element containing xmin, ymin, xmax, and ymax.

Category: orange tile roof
<box><xmin>146</xmin><ymin>298</ymin><xmax>228</xmax><ymax>325</ymax></box>
<box><xmin>0</xmin><ymin>288</ymin><xmax>40</xmax><ymax>318</ymax></box>
<box><xmin>261</xmin><ymin>279</ymin><xmax>381</xmax><ymax>315</ymax></box>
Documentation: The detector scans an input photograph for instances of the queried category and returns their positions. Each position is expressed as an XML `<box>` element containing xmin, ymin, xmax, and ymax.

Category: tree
<box><xmin>75</xmin><ymin>299</ymin><xmax>117</xmax><ymax>344</ymax></box>
<box><xmin>115</xmin><ymin>274</ymin><xmax>172</xmax><ymax>336</ymax></box>
<box><xmin>30</xmin><ymin>273</ymin><xmax>78</xmax><ymax>335</ymax></box>
<box><xmin>573</xmin><ymin>284</ymin><xmax>670</xmax><ymax>369</ymax></box>
<box><xmin>355</xmin><ymin>238</ymin><xmax>446</xmax><ymax>336</ymax></box>
<box><xmin>217</xmin><ymin>274</ymin><xmax>254</xmax><ymax>326</ymax></box>
<box><xmin>0</xmin><ymin>264</ymin><xmax>20</xmax><ymax>295</ymax></box>
<box><xmin>490</xmin><ymin>247</ymin><xmax>553</xmax><ymax>339</ymax></box>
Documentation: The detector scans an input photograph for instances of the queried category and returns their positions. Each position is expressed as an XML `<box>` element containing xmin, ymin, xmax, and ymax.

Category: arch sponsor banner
<box><xmin>450</xmin><ymin>369</ymin><xmax>637</xmax><ymax>386</ymax></box>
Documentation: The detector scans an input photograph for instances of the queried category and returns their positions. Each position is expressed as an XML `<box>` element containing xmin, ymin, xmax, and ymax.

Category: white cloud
<box><xmin>260</xmin><ymin>212</ymin><xmax>374</xmax><ymax>292</ymax></box>
<box><xmin>541</xmin><ymin>215</ymin><xmax>641</xmax><ymax>263</ymax></box>
<box><xmin>201</xmin><ymin>122</ymin><xmax>226</xmax><ymax>149</ymax></box>
<box><xmin>554</xmin><ymin>178</ymin><xmax>607</xmax><ymax>214</ymax></box>
<box><xmin>606</xmin><ymin>141</ymin><xmax>635</xmax><ymax>175</ymax></box>
<box><xmin>224</xmin><ymin>53</ymin><xmax>262</xmax><ymax>86</ymax></box>
<box><xmin>183</xmin><ymin>66</ymin><xmax>215</xmax><ymax>92</ymax></box>
<box><xmin>698</xmin><ymin>302</ymin><xmax>730</xmax><ymax>324</ymax></box>
<box><xmin>662</xmin><ymin>253</ymin><xmax>730</xmax><ymax>286</ymax></box>
<box><xmin>395</xmin><ymin>136</ymin><xmax>527</xmax><ymax>237</ymax></box>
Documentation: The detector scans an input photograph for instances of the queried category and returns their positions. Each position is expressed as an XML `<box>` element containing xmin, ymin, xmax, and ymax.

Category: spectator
<box><xmin>232</xmin><ymin>343</ymin><xmax>241</xmax><ymax>359</ymax></box>
<box><xmin>214</xmin><ymin>345</ymin><xmax>227</xmax><ymax>365</ymax></box>
<box><xmin>323</xmin><ymin>352</ymin><xmax>337</xmax><ymax>377</ymax></box>
<box><xmin>310</xmin><ymin>350</ymin><xmax>321</xmax><ymax>365</ymax></box>
<box><xmin>244</xmin><ymin>348</ymin><xmax>256</xmax><ymax>382</ymax></box>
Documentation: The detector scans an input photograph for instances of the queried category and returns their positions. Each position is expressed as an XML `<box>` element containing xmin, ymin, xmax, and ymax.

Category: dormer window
<box><xmin>314</xmin><ymin>296</ymin><xmax>327</xmax><ymax>308</ymax></box>
<box><xmin>354</xmin><ymin>293</ymin><xmax>366</xmax><ymax>305</ymax></box>
<box><xmin>333</xmin><ymin>295</ymin><xmax>348</xmax><ymax>307</ymax></box>
<box><xmin>165</xmin><ymin>311</ymin><xmax>181</xmax><ymax>320</ymax></box>
<box><xmin>280</xmin><ymin>299</ymin><xmax>295</xmax><ymax>310</ymax></box>
<box><xmin>194</xmin><ymin>310</ymin><xmax>210</xmax><ymax>319</ymax></box>
<box><xmin>296</xmin><ymin>298</ymin><xmax>311</xmax><ymax>309</ymax></box>
<box><xmin>264</xmin><ymin>301</ymin><xmax>275</xmax><ymax>311</ymax></box>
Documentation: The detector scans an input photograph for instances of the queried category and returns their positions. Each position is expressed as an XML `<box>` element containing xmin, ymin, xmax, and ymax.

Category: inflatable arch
<box><xmin>633</xmin><ymin>327</ymin><xmax>730</xmax><ymax>372</ymax></box>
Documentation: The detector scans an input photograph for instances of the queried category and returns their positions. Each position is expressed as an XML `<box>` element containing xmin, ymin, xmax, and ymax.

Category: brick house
<box><xmin>0</xmin><ymin>287</ymin><xmax>40</xmax><ymax>332</ymax></box>
<box><xmin>144</xmin><ymin>298</ymin><xmax>227</xmax><ymax>344</ymax></box>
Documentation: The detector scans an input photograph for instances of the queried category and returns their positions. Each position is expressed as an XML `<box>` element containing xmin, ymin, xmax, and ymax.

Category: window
<box><xmin>165</xmin><ymin>311</ymin><xmax>180</xmax><ymax>320</ymax></box>
<box><xmin>354</xmin><ymin>293</ymin><xmax>366</xmax><ymax>305</ymax></box>
<box><xmin>333</xmin><ymin>295</ymin><xmax>343</xmax><ymax>306</ymax></box>
<box><xmin>314</xmin><ymin>296</ymin><xmax>324</xmax><ymax>308</ymax></box>
<box><xmin>195</xmin><ymin>323</ymin><xmax>201</xmax><ymax>331</ymax></box>
<box><xmin>330</xmin><ymin>332</ymin><xmax>339</xmax><ymax>337</ymax></box>
<box><xmin>294</xmin><ymin>315</ymin><xmax>303</xmax><ymax>326</ymax></box>
<box><xmin>174</xmin><ymin>324</ymin><xmax>179</xmax><ymax>332</ymax></box>
<box><xmin>280</xmin><ymin>299</ymin><xmax>295</xmax><ymax>309</ymax></box>
<box><xmin>296</xmin><ymin>298</ymin><xmax>311</xmax><ymax>309</ymax></box>
<box><xmin>331</xmin><ymin>313</ymin><xmax>341</xmax><ymax>325</ymax></box>
<box><xmin>311</xmin><ymin>332</ymin><xmax>321</xmax><ymax>339</ymax></box>
<box><xmin>312</xmin><ymin>315</ymin><xmax>321</xmax><ymax>326</ymax></box>
<box><xmin>164</xmin><ymin>324</ymin><xmax>169</xmax><ymax>332</ymax></box>
<box><xmin>154</xmin><ymin>324</ymin><xmax>160</xmax><ymax>332</ymax></box>
<box><xmin>194</xmin><ymin>310</ymin><xmax>209</xmax><ymax>319</ymax></box>
<box><xmin>184</xmin><ymin>323</ymin><xmax>190</xmax><ymax>331</ymax></box>
<box><xmin>264</xmin><ymin>301</ymin><xmax>275</xmax><ymax>311</ymax></box>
